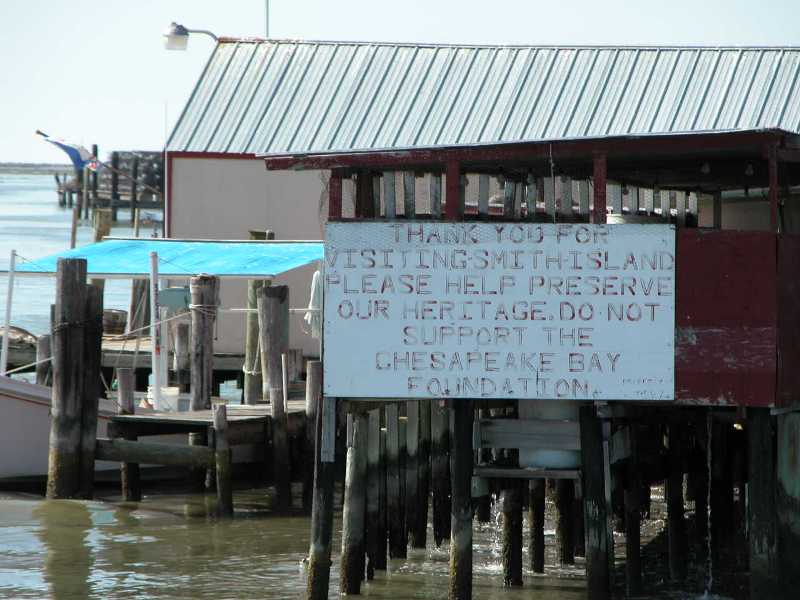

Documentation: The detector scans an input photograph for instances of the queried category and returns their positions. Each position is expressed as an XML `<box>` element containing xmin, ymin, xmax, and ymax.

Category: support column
<box><xmin>667</xmin><ymin>422</ymin><xmax>688</xmax><ymax>581</ymax></box>
<box><xmin>580</xmin><ymin>404</ymin><xmax>610</xmax><ymax>600</ymax></box>
<box><xmin>303</xmin><ymin>360</ymin><xmax>322</xmax><ymax>513</ymax></box>
<box><xmin>306</xmin><ymin>395</ymin><xmax>336</xmax><ymax>600</ymax></box>
<box><xmin>556</xmin><ymin>480</ymin><xmax>576</xmax><ymax>565</ymax></box>
<box><xmin>341</xmin><ymin>413</ymin><xmax>368</xmax><ymax>594</ymax></box>
<box><xmin>365</xmin><ymin>407</ymin><xmax>383</xmax><ymax>578</ymax></box>
<box><xmin>213</xmin><ymin>404</ymin><xmax>233</xmax><ymax>517</ymax></box>
<box><xmin>501</xmin><ymin>480</ymin><xmax>523</xmax><ymax>587</ymax></box>
<box><xmin>117</xmin><ymin>368</ymin><xmax>141</xmax><ymax>501</ymax></box>
<box><xmin>449</xmin><ymin>400</ymin><xmax>473</xmax><ymax>600</ymax></box>
<box><xmin>529</xmin><ymin>479</ymin><xmax>546</xmax><ymax>573</ymax></box>
<box><xmin>244</xmin><ymin>229</ymin><xmax>274</xmax><ymax>404</ymax></box>
<box><xmin>385</xmin><ymin>403</ymin><xmax>406</xmax><ymax>558</ymax></box>
<box><xmin>406</xmin><ymin>400</ymin><xmax>421</xmax><ymax>548</ymax></box>
<box><xmin>445</xmin><ymin>161</ymin><xmax>463</xmax><ymax>221</ymax></box>
<box><xmin>78</xmin><ymin>284</ymin><xmax>104</xmax><ymax>499</ymax></box>
<box><xmin>749</xmin><ymin>408</ymin><xmax>777</xmax><ymax>597</ymax></box>
<box><xmin>624</xmin><ymin>425</ymin><xmax>642</xmax><ymax>596</ymax></box>
<box><xmin>431</xmin><ymin>399</ymin><xmax>451</xmax><ymax>547</ymax></box>
<box><xmin>328</xmin><ymin>170</ymin><xmax>343</xmax><ymax>219</ymax></box>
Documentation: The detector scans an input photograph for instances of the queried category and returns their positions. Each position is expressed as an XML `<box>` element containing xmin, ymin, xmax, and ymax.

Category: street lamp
<box><xmin>163</xmin><ymin>22</ymin><xmax>218</xmax><ymax>50</ymax></box>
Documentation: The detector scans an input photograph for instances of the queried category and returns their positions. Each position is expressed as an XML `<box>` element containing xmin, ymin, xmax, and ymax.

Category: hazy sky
<box><xmin>2</xmin><ymin>0</ymin><xmax>800</xmax><ymax>163</ymax></box>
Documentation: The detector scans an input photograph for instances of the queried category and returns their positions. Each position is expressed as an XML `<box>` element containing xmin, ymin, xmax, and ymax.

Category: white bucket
<box><xmin>147</xmin><ymin>386</ymin><xmax>181</xmax><ymax>412</ymax></box>
<box><xmin>518</xmin><ymin>400</ymin><xmax>581</xmax><ymax>469</ymax></box>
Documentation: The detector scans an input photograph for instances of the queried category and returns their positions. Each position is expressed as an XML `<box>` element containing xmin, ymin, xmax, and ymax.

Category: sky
<box><xmin>2</xmin><ymin>0</ymin><xmax>800</xmax><ymax>163</ymax></box>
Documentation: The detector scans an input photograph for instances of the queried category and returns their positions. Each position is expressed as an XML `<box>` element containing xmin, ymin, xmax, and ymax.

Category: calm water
<box><xmin>0</xmin><ymin>488</ymin><xmax>590</xmax><ymax>600</ymax></box>
<box><xmin>0</xmin><ymin>173</ymin><xmax>134</xmax><ymax>335</ymax></box>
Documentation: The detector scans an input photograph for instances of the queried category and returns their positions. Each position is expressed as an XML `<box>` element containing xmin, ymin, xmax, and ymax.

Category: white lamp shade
<box><xmin>163</xmin><ymin>22</ymin><xmax>189</xmax><ymax>51</ymax></box>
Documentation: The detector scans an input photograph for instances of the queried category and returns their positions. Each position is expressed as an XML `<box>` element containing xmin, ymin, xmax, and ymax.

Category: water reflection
<box><xmin>34</xmin><ymin>501</ymin><xmax>93</xmax><ymax>600</ymax></box>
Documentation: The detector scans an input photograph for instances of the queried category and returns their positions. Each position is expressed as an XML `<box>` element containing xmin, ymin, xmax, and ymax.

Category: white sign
<box><xmin>323</xmin><ymin>222</ymin><xmax>675</xmax><ymax>401</ymax></box>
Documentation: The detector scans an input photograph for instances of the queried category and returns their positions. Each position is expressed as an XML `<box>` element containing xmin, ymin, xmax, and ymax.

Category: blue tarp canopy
<box><xmin>12</xmin><ymin>238</ymin><xmax>324</xmax><ymax>279</ymax></box>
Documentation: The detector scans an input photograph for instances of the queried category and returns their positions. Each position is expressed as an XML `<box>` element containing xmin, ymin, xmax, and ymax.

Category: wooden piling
<box><xmin>529</xmin><ymin>479</ymin><xmax>546</xmax><ymax>573</ymax></box>
<box><xmin>110</xmin><ymin>151</ymin><xmax>119</xmax><ymax>221</ymax></box>
<box><xmin>417</xmin><ymin>398</ymin><xmax>431</xmax><ymax>549</ymax></box>
<box><xmin>385</xmin><ymin>403</ymin><xmax>406</xmax><ymax>558</ymax></box>
<box><xmin>46</xmin><ymin>258</ymin><xmax>88</xmax><ymax>499</ymax></box>
<box><xmin>77</xmin><ymin>284</ymin><xmax>103</xmax><ymax>499</ymax></box>
<box><xmin>258</xmin><ymin>285</ymin><xmax>291</xmax><ymax>509</ymax></box>
<box><xmin>128</xmin><ymin>279</ymin><xmax>150</xmax><ymax>335</ymax></box>
<box><xmin>406</xmin><ymin>400</ymin><xmax>422</xmax><ymax>548</ymax></box>
<box><xmin>692</xmin><ymin>410</ymin><xmax>710</xmax><ymax>563</ymax></box>
<box><xmin>580</xmin><ymin>404</ymin><xmax>610</xmax><ymax>600</ymax></box>
<box><xmin>624</xmin><ymin>425</ymin><xmax>642</xmax><ymax>596</ymax></box>
<box><xmin>213</xmin><ymin>404</ymin><xmax>234</xmax><ymax>517</ymax></box>
<box><xmin>501</xmin><ymin>480</ymin><xmax>523</xmax><ymax>587</ymax></box>
<box><xmin>377</xmin><ymin>425</ymin><xmax>388</xmax><ymax>571</ymax></box>
<box><xmin>556</xmin><ymin>480</ymin><xmax>576</xmax><ymax>565</ymax></box>
<box><xmin>116</xmin><ymin>368</ymin><xmax>141</xmax><ymax>501</ymax></box>
<box><xmin>449</xmin><ymin>400</ymin><xmax>473</xmax><ymax>600</ymax></box>
<box><xmin>173</xmin><ymin>322</ymin><xmax>190</xmax><ymax>393</ymax></box>
<box><xmin>306</xmin><ymin>394</ymin><xmax>336</xmax><ymax>600</ymax></box>
<box><xmin>244</xmin><ymin>230</ymin><xmax>273</xmax><ymax>404</ymax></box>
<box><xmin>667</xmin><ymin>422</ymin><xmax>687</xmax><ymax>581</ymax></box>
<box><xmin>341</xmin><ymin>413</ymin><xmax>368</xmax><ymax>594</ymax></box>
<box><xmin>35</xmin><ymin>334</ymin><xmax>52</xmax><ymax>386</ymax></box>
<box><xmin>431</xmin><ymin>399</ymin><xmax>451</xmax><ymax>547</ymax></box>
<box><xmin>365</xmin><ymin>408</ymin><xmax>383</xmax><ymax>578</ymax></box>
<box><xmin>70</xmin><ymin>207</ymin><xmax>78</xmax><ymax>249</ymax></box>
<box><xmin>304</xmin><ymin>360</ymin><xmax>322</xmax><ymax>513</ymax></box>
<box><xmin>190</xmin><ymin>275</ymin><xmax>218</xmax><ymax>411</ymax></box>
<box><xmin>748</xmin><ymin>408</ymin><xmax>778</xmax><ymax>597</ymax></box>
<box><xmin>575</xmin><ymin>486</ymin><xmax>586</xmax><ymax>558</ymax></box>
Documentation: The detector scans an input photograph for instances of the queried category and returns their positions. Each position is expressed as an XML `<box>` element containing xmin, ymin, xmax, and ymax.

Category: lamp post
<box><xmin>162</xmin><ymin>22</ymin><xmax>219</xmax><ymax>50</ymax></box>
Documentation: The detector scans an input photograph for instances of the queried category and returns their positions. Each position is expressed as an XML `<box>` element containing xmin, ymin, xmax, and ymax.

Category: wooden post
<box><xmin>416</xmin><ymin>398</ymin><xmax>431</xmax><ymax>549</ymax></box>
<box><xmin>624</xmin><ymin>425</ymin><xmax>642</xmax><ymax>596</ymax></box>
<box><xmin>575</xmin><ymin>486</ymin><xmax>586</xmax><ymax>557</ymax></box>
<box><xmin>445</xmin><ymin>161</ymin><xmax>463</xmax><ymax>221</ymax></box>
<box><xmin>529</xmin><ymin>479</ymin><xmax>546</xmax><ymax>573</ymax></box>
<box><xmin>580</xmin><ymin>404</ymin><xmax>610</xmax><ymax>600</ymax></box>
<box><xmin>35</xmin><ymin>334</ymin><xmax>52</xmax><ymax>386</ymax></box>
<box><xmin>77</xmin><ymin>284</ymin><xmax>103</xmax><ymax>499</ymax></box>
<box><xmin>116</xmin><ymin>368</ymin><xmax>141</xmax><ymax>501</ymax></box>
<box><xmin>748</xmin><ymin>408</ymin><xmax>777</xmax><ymax>597</ymax></box>
<box><xmin>403</xmin><ymin>172</ymin><xmax>415</xmax><ymax>218</ymax></box>
<box><xmin>385</xmin><ymin>403</ymin><xmax>406</xmax><ymax>558</ymax></box>
<box><xmin>712</xmin><ymin>191</ymin><xmax>723</xmax><ymax>229</ymax></box>
<box><xmin>214</xmin><ymin>404</ymin><xmax>234</xmax><ymax>517</ymax></box>
<box><xmin>667</xmin><ymin>422</ymin><xmax>688</xmax><ymax>581</ymax></box>
<box><xmin>592</xmin><ymin>155</ymin><xmax>607</xmax><ymax>224</ymax></box>
<box><xmin>378</xmin><ymin>425</ymin><xmax>388</xmax><ymax>570</ymax></box>
<box><xmin>173</xmin><ymin>322</ymin><xmax>190</xmax><ymax>393</ymax></box>
<box><xmin>431</xmin><ymin>399</ymin><xmax>451</xmax><ymax>547</ymax></box>
<box><xmin>245</xmin><ymin>229</ymin><xmax>274</xmax><ymax>404</ymax></box>
<box><xmin>341</xmin><ymin>413</ymin><xmax>368</xmax><ymax>594</ymax></box>
<box><xmin>130</xmin><ymin>155</ymin><xmax>139</xmax><ymax>222</ymax></box>
<box><xmin>110</xmin><ymin>151</ymin><xmax>120</xmax><ymax>221</ymax></box>
<box><xmin>406</xmin><ymin>400</ymin><xmax>421</xmax><ymax>547</ymax></box>
<box><xmin>69</xmin><ymin>207</ymin><xmax>78</xmax><ymax>249</ymax></box>
<box><xmin>304</xmin><ymin>360</ymin><xmax>322</xmax><ymax>513</ymax></box>
<box><xmin>306</xmin><ymin>394</ymin><xmax>336</xmax><ymax>600</ymax></box>
<box><xmin>449</xmin><ymin>400</ymin><xmax>473</xmax><ymax>600</ymax></box>
<box><xmin>46</xmin><ymin>258</ymin><xmax>88</xmax><ymax>499</ymax></box>
<box><xmin>328</xmin><ymin>171</ymin><xmax>343</xmax><ymax>219</ymax></box>
<box><xmin>89</xmin><ymin>209</ymin><xmax>112</xmax><ymax>291</ymax></box>
<box><xmin>365</xmin><ymin>408</ymin><xmax>383</xmax><ymax>578</ymax></box>
<box><xmin>258</xmin><ymin>285</ymin><xmax>291</xmax><ymax>509</ymax></box>
<box><xmin>556</xmin><ymin>479</ymin><xmax>576</xmax><ymax>565</ymax></box>
<box><xmin>90</xmin><ymin>144</ymin><xmax>98</xmax><ymax>208</ymax></box>
<box><xmin>501</xmin><ymin>480</ymin><xmax>523</xmax><ymax>587</ymax></box>
<box><xmin>190</xmin><ymin>275</ymin><xmax>218</xmax><ymax>411</ymax></box>
<box><xmin>128</xmin><ymin>279</ymin><xmax>150</xmax><ymax>335</ymax></box>
<box><xmin>693</xmin><ymin>410</ymin><xmax>710</xmax><ymax>565</ymax></box>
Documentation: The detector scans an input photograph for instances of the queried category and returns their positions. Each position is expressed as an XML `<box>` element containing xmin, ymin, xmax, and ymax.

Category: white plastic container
<box><xmin>147</xmin><ymin>386</ymin><xmax>181</xmax><ymax>412</ymax></box>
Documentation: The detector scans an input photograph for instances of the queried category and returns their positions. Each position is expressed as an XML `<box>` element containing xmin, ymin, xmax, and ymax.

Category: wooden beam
<box><xmin>445</xmin><ymin>161</ymin><xmax>462</xmax><ymax>221</ymax></box>
<box><xmin>474</xmin><ymin>466</ymin><xmax>580</xmax><ymax>480</ymax></box>
<box><xmin>95</xmin><ymin>438</ymin><xmax>214</xmax><ymax>468</ymax></box>
<box><xmin>328</xmin><ymin>171</ymin><xmax>343</xmax><ymax>219</ymax></box>
<box><xmin>477</xmin><ymin>419</ymin><xmax>580</xmax><ymax>451</ymax></box>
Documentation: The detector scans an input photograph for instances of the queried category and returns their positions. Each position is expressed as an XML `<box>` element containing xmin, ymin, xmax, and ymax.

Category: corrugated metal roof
<box><xmin>167</xmin><ymin>41</ymin><xmax>800</xmax><ymax>155</ymax></box>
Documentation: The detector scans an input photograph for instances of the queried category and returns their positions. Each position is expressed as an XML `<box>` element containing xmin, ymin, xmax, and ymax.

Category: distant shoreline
<box><xmin>0</xmin><ymin>163</ymin><xmax>72</xmax><ymax>176</ymax></box>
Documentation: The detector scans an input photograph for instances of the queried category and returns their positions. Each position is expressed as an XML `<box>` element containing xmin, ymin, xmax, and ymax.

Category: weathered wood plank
<box><xmin>477</xmin><ymin>419</ymin><xmax>581</xmax><ymax>451</ymax></box>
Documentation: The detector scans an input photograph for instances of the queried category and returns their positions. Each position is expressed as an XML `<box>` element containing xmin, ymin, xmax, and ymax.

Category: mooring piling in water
<box><xmin>35</xmin><ymin>334</ymin><xmax>52</xmax><ymax>386</ymax></box>
<box><xmin>556</xmin><ymin>479</ymin><xmax>576</xmax><ymax>566</ymax></box>
<box><xmin>365</xmin><ymin>407</ymin><xmax>382</xmax><ymax>578</ymax></box>
<box><xmin>303</xmin><ymin>360</ymin><xmax>322</xmax><ymax>513</ymax></box>
<box><xmin>257</xmin><ymin>284</ymin><xmax>291</xmax><ymax>510</ymax></box>
<box><xmin>580</xmin><ymin>404</ymin><xmax>610</xmax><ymax>600</ymax></box>
<box><xmin>405</xmin><ymin>399</ymin><xmax>421</xmax><ymax>548</ymax></box>
<box><xmin>624</xmin><ymin>424</ymin><xmax>642</xmax><ymax>596</ymax></box>
<box><xmin>116</xmin><ymin>367</ymin><xmax>141</xmax><ymax>501</ymax></box>
<box><xmin>416</xmin><ymin>398</ymin><xmax>431</xmax><ymax>549</ymax></box>
<box><xmin>449</xmin><ymin>400</ymin><xmax>473</xmax><ymax>600</ymax></box>
<box><xmin>385</xmin><ymin>403</ymin><xmax>406</xmax><ymax>559</ymax></box>
<box><xmin>529</xmin><ymin>479</ymin><xmax>546</xmax><ymax>573</ymax></box>
<box><xmin>46</xmin><ymin>258</ymin><xmax>88</xmax><ymax>499</ymax></box>
<box><xmin>77</xmin><ymin>283</ymin><xmax>103</xmax><ymax>499</ymax></box>
<box><xmin>500</xmin><ymin>478</ymin><xmax>523</xmax><ymax>587</ymax></box>
<box><xmin>431</xmin><ymin>398</ymin><xmax>451</xmax><ymax>547</ymax></box>
<box><xmin>341</xmin><ymin>412</ymin><xmax>368</xmax><ymax>594</ymax></box>
<box><xmin>244</xmin><ymin>229</ymin><xmax>273</xmax><ymax>405</ymax></box>
<box><xmin>213</xmin><ymin>404</ymin><xmax>233</xmax><ymax>517</ymax></box>
<box><xmin>667</xmin><ymin>421</ymin><xmax>688</xmax><ymax>581</ymax></box>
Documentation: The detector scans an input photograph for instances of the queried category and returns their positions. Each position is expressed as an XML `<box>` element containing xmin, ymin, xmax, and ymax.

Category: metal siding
<box><xmin>167</xmin><ymin>41</ymin><xmax>800</xmax><ymax>154</ymax></box>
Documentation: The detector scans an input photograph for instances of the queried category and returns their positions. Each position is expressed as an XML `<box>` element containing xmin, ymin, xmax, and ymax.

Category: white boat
<box><xmin>0</xmin><ymin>375</ymin><xmax>117</xmax><ymax>480</ymax></box>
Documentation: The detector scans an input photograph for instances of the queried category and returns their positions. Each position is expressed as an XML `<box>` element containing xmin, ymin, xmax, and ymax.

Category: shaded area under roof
<box><xmin>168</xmin><ymin>41</ymin><xmax>800</xmax><ymax>156</ymax></box>
<box><xmin>10</xmin><ymin>238</ymin><xmax>323</xmax><ymax>279</ymax></box>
